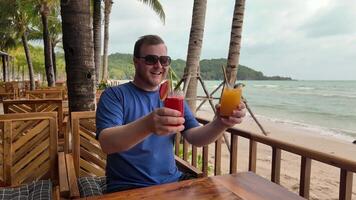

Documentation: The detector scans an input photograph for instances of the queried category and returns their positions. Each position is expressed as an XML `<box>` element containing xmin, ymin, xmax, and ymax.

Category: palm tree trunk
<box><xmin>102</xmin><ymin>0</ymin><xmax>113</xmax><ymax>82</ymax></box>
<box><xmin>61</xmin><ymin>0</ymin><xmax>95</xmax><ymax>112</ymax></box>
<box><xmin>51</xmin><ymin>41</ymin><xmax>57</xmax><ymax>80</ymax></box>
<box><xmin>93</xmin><ymin>0</ymin><xmax>102</xmax><ymax>85</ymax></box>
<box><xmin>21</xmin><ymin>33</ymin><xmax>35</xmax><ymax>90</ymax></box>
<box><xmin>2</xmin><ymin>55</ymin><xmax>7</xmax><ymax>81</ymax></box>
<box><xmin>226</xmin><ymin>0</ymin><xmax>246</xmax><ymax>85</ymax></box>
<box><xmin>184</xmin><ymin>0</ymin><xmax>207</xmax><ymax>114</ymax></box>
<box><xmin>41</xmin><ymin>3</ymin><xmax>55</xmax><ymax>87</ymax></box>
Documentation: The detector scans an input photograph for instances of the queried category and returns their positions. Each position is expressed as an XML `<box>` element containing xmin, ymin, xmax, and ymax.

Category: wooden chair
<box><xmin>0</xmin><ymin>112</ymin><xmax>60</xmax><ymax>199</ymax></box>
<box><xmin>3</xmin><ymin>99</ymin><xmax>66</xmax><ymax>151</ymax></box>
<box><xmin>59</xmin><ymin>111</ymin><xmax>202</xmax><ymax>199</ymax></box>
<box><xmin>24</xmin><ymin>89</ymin><xmax>64</xmax><ymax>99</ymax></box>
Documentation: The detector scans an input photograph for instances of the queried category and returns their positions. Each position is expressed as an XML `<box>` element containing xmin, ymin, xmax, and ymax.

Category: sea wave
<box><xmin>255</xmin><ymin>114</ymin><xmax>356</xmax><ymax>142</ymax></box>
<box><xmin>287</xmin><ymin>91</ymin><xmax>356</xmax><ymax>99</ymax></box>
<box><xmin>297</xmin><ymin>86</ymin><xmax>315</xmax><ymax>90</ymax></box>
<box><xmin>253</xmin><ymin>84</ymin><xmax>279</xmax><ymax>88</ymax></box>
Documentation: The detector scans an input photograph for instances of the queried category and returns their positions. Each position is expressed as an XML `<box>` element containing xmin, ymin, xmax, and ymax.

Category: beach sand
<box><xmin>196</xmin><ymin>109</ymin><xmax>356</xmax><ymax>200</ymax></box>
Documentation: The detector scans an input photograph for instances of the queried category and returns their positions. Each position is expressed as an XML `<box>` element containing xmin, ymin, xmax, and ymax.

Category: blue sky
<box><xmin>108</xmin><ymin>0</ymin><xmax>356</xmax><ymax>80</ymax></box>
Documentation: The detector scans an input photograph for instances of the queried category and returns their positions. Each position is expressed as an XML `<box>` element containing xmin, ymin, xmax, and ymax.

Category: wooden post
<box><xmin>249</xmin><ymin>140</ymin><xmax>257</xmax><ymax>172</ymax></box>
<box><xmin>271</xmin><ymin>147</ymin><xmax>281</xmax><ymax>184</ymax></box>
<box><xmin>229</xmin><ymin>134</ymin><xmax>238</xmax><ymax>174</ymax></box>
<box><xmin>299</xmin><ymin>157</ymin><xmax>311</xmax><ymax>198</ymax></box>
<box><xmin>339</xmin><ymin>169</ymin><xmax>353</xmax><ymax>200</ymax></box>
<box><xmin>214</xmin><ymin>137</ymin><xmax>222</xmax><ymax>175</ymax></box>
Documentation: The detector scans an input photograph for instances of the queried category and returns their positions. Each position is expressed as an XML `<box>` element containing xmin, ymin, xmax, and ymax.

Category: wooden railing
<box><xmin>175</xmin><ymin>117</ymin><xmax>355</xmax><ymax>200</ymax></box>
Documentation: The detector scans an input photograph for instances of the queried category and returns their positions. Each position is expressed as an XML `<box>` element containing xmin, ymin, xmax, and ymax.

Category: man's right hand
<box><xmin>146</xmin><ymin>107</ymin><xmax>185</xmax><ymax>136</ymax></box>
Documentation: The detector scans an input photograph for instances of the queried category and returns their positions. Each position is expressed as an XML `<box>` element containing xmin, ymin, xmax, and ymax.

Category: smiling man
<box><xmin>96</xmin><ymin>35</ymin><xmax>246</xmax><ymax>193</ymax></box>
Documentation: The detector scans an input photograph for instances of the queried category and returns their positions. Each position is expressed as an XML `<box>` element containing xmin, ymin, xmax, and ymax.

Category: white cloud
<box><xmin>108</xmin><ymin>0</ymin><xmax>356</xmax><ymax>80</ymax></box>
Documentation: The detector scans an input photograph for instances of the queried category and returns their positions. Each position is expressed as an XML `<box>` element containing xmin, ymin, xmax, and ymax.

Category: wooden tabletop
<box><xmin>83</xmin><ymin>172</ymin><xmax>305</xmax><ymax>200</ymax></box>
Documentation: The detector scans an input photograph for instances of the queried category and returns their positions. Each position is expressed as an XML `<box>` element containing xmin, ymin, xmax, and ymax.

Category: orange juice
<box><xmin>220</xmin><ymin>86</ymin><xmax>242</xmax><ymax>117</ymax></box>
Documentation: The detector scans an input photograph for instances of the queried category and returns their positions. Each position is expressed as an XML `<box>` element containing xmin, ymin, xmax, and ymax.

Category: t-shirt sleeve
<box><xmin>182</xmin><ymin>101</ymin><xmax>200</xmax><ymax>131</ymax></box>
<box><xmin>96</xmin><ymin>88</ymin><xmax>124</xmax><ymax>139</ymax></box>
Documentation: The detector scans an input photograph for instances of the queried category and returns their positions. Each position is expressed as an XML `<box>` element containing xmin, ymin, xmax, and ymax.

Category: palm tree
<box><xmin>184</xmin><ymin>0</ymin><xmax>207</xmax><ymax>114</ymax></box>
<box><xmin>38</xmin><ymin>0</ymin><xmax>57</xmax><ymax>87</ymax></box>
<box><xmin>0</xmin><ymin>0</ymin><xmax>37</xmax><ymax>90</ymax></box>
<box><xmin>60</xmin><ymin>0</ymin><xmax>96</xmax><ymax>112</ymax></box>
<box><xmin>0</xmin><ymin>17</ymin><xmax>18</xmax><ymax>81</ymax></box>
<box><xmin>101</xmin><ymin>0</ymin><xmax>113</xmax><ymax>83</ymax></box>
<box><xmin>101</xmin><ymin>0</ymin><xmax>166</xmax><ymax>82</ymax></box>
<box><xmin>48</xmin><ymin>6</ymin><xmax>62</xmax><ymax>80</ymax></box>
<box><xmin>226</xmin><ymin>0</ymin><xmax>246</xmax><ymax>85</ymax></box>
<box><xmin>93</xmin><ymin>0</ymin><xmax>102</xmax><ymax>85</ymax></box>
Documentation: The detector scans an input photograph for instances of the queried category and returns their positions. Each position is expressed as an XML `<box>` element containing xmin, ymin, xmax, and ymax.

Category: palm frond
<box><xmin>137</xmin><ymin>0</ymin><xmax>165</xmax><ymax>25</ymax></box>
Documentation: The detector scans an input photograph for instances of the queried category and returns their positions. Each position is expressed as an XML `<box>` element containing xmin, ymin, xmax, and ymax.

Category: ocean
<box><xmin>197</xmin><ymin>80</ymin><xmax>356</xmax><ymax>142</ymax></box>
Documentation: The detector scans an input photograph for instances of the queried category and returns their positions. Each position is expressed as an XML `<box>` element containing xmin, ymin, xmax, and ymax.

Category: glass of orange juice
<box><xmin>220</xmin><ymin>85</ymin><xmax>242</xmax><ymax>117</ymax></box>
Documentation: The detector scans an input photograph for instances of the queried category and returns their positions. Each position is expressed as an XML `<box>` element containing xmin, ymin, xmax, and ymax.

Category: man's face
<box><xmin>133</xmin><ymin>43</ymin><xmax>169</xmax><ymax>90</ymax></box>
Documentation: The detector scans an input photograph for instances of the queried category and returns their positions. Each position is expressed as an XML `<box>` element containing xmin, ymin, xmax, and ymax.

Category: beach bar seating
<box><xmin>0</xmin><ymin>112</ymin><xmax>59</xmax><ymax>199</ymax></box>
<box><xmin>2</xmin><ymin>99</ymin><xmax>67</xmax><ymax>151</ymax></box>
<box><xmin>59</xmin><ymin>111</ymin><xmax>202</xmax><ymax>199</ymax></box>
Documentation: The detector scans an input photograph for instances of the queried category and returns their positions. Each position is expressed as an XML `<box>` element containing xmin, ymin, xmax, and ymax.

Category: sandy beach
<box><xmin>196</xmin><ymin>109</ymin><xmax>356</xmax><ymax>200</ymax></box>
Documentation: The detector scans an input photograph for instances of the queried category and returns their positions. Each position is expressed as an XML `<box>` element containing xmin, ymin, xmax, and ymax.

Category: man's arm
<box><xmin>183</xmin><ymin>103</ymin><xmax>246</xmax><ymax>147</ymax></box>
<box><xmin>99</xmin><ymin>108</ymin><xmax>185</xmax><ymax>154</ymax></box>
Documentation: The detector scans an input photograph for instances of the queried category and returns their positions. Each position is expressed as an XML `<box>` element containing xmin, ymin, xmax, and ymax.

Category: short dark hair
<box><xmin>133</xmin><ymin>35</ymin><xmax>165</xmax><ymax>57</ymax></box>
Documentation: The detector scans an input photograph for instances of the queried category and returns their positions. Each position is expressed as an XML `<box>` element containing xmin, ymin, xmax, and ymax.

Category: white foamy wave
<box><xmin>253</xmin><ymin>84</ymin><xmax>279</xmax><ymax>88</ymax></box>
<box><xmin>254</xmin><ymin>114</ymin><xmax>356</xmax><ymax>142</ymax></box>
<box><xmin>297</xmin><ymin>86</ymin><xmax>314</xmax><ymax>90</ymax></box>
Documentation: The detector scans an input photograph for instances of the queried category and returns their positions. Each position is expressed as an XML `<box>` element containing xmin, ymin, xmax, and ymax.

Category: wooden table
<box><xmin>83</xmin><ymin>172</ymin><xmax>305</xmax><ymax>200</ymax></box>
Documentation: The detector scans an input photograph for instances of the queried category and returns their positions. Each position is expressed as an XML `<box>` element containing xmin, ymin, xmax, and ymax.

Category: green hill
<box><xmin>108</xmin><ymin>53</ymin><xmax>292</xmax><ymax>80</ymax></box>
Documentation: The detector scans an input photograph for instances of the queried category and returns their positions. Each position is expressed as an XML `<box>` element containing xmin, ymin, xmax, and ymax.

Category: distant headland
<box><xmin>108</xmin><ymin>53</ymin><xmax>293</xmax><ymax>80</ymax></box>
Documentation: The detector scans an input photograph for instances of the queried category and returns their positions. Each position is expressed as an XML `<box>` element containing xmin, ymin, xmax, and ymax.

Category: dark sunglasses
<box><xmin>136</xmin><ymin>55</ymin><xmax>171</xmax><ymax>67</ymax></box>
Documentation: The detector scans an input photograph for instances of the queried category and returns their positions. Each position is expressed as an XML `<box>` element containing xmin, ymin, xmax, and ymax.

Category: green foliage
<box><xmin>9</xmin><ymin>45</ymin><xmax>66</xmax><ymax>79</ymax></box>
<box><xmin>107</xmin><ymin>53</ymin><xmax>292</xmax><ymax>80</ymax></box>
<box><xmin>177</xmin><ymin>144</ymin><xmax>213</xmax><ymax>175</ymax></box>
<box><xmin>98</xmin><ymin>80</ymin><xmax>109</xmax><ymax>90</ymax></box>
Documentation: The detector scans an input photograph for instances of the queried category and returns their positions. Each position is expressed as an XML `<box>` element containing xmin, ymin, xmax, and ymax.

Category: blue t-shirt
<box><xmin>96</xmin><ymin>82</ymin><xmax>199</xmax><ymax>192</ymax></box>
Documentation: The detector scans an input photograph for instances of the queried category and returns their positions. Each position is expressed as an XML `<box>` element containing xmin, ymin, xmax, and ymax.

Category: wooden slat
<box><xmin>214</xmin><ymin>137</ymin><xmax>222</xmax><ymax>175</ymax></box>
<box><xmin>23</xmin><ymin>161</ymin><xmax>49</xmax><ymax>184</ymax></box>
<box><xmin>58</xmin><ymin>152</ymin><xmax>69</xmax><ymax>198</ymax></box>
<box><xmin>80</xmin><ymin>119</ymin><xmax>96</xmax><ymax>133</ymax></box>
<box><xmin>249</xmin><ymin>140</ymin><xmax>257</xmax><ymax>172</ymax></box>
<box><xmin>65</xmin><ymin>154</ymin><xmax>80</xmax><ymax>198</ymax></box>
<box><xmin>230</xmin><ymin>134</ymin><xmax>238</xmax><ymax>174</ymax></box>
<box><xmin>299</xmin><ymin>157</ymin><xmax>311</xmax><ymax>198</ymax></box>
<box><xmin>12</xmin><ymin>120</ymin><xmax>38</xmax><ymax>140</ymax></box>
<box><xmin>202</xmin><ymin>145</ymin><xmax>209</xmax><ymax>177</ymax></box>
<box><xmin>271</xmin><ymin>147</ymin><xmax>281</xmax><ymax>184</ymax></box>
<box><xmin>13</xmin><ymin>129</ymin><xmax>47</xmax><ymax>163</ymax></box>
<box><xmin>80</xmin><ymin>136</ymin><xmax>106</xmax><ymax>160</ymax></box>
<box><xmin>80</xmin><ymin>147</ymin><xmax>106</xmax><ymax>170</ymax></box>
<box><xmin>174</xmin><ymin>132</ymin><xmax>180</xmax><ymax>156</ymax></box>
<box><xmin>12</xmin><ymin>120</ymin><xmax>49</xmax><ymax>151</ymax></box>
<box><xmin>339</xmin><ymin>169</ymin><xmax>353</xmax><ymax>200</ymax></box>
<box><xmin>183</xmin><ymin>139</ymin><xmax>189</xmax><ymax>161</ymax></box>
<box><xmin>14</xmin><ymin>150</ymin><xmax>49</xmax><ymax>184</ymax></box>
<box><xmin>49</xmin><ymin>116</ymin><xmax>58</xmax><ymax>184</ymax></box>
<box><xmin>3</xmin><ymin>121</ymin><xmax>12</xmax><ymax>185</ymax></box>
<box><xmin>72</xmin><ymin>114</ymin><xmax>80</xmax><ymax>176</ymax></box>
<box><xmin>79</xmin><ymin>158</ymin><xmax>105</xmax><ymax>177</ymax></box>
<box><xmin>192</xmin><ymin>146</ymin><xmax>198</xmax><ymax>167</ymax></box>
<box><xmin>13</xmin><ymin>138</ymin><xmax>49</xmax><ymax>173</ymax></box>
